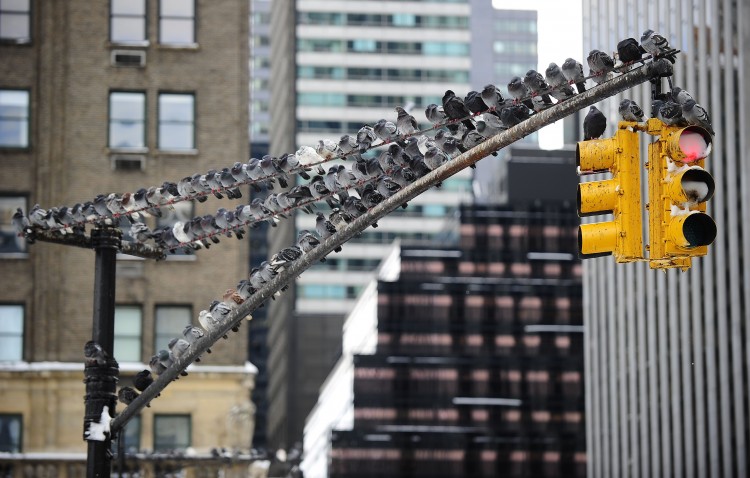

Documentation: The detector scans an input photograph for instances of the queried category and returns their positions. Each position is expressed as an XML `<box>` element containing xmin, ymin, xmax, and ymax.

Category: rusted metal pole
<box><xmin>111</xmin><ymin>58</ymin><xmax>673</xmax><ymax>435</ymax></box>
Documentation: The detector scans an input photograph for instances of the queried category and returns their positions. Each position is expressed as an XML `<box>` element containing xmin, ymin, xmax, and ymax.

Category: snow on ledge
<box><xmin>0</xmin><ymin>361</ymin><xmax>258</xmax><ymax>375</ymax></box>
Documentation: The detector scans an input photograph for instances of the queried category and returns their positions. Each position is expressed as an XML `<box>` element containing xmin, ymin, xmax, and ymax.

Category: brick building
<box><xmin>0</xmin><ymin>1</ymin><xmax>254</xmax><ymax>475</ymax></box>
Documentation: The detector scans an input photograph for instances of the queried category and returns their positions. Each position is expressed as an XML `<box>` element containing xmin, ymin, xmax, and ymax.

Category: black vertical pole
<box><xmin>84</xmin><ymin>226</ymin><xmax>121</xmax><ymax>478</ymax></box>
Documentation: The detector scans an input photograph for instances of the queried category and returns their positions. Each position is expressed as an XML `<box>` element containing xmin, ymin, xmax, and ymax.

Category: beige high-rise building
<box><xmin>0</xmin><ymin>1</ymin><xmax>254</xmax><ymax>475</ymax></box>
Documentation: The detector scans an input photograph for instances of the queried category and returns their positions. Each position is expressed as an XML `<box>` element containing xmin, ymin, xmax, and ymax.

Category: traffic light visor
<box><xmin>666</xmin><ymin>126</ymin><xmax>712</xmax><ymax>163</ymax></box>
<box><xmin>668</xmin><ymin>212</ymin><xmax>717</xmax><ymax>248</ymax></box>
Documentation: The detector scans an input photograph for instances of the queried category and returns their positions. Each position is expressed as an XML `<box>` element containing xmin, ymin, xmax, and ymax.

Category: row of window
<box><xmin>297</xmin><ymin>65</ymin><xmax>470</xmax><ymax>83</ymax></box>
<box><xmin>0</xmin><ymin>0</ymin><xmax>196</xmax><ymax>45</ymax></box>
<box><xmin>297</xmin><ymin>39</ymin><xmax>469</xmax><ymax>56</ymax></box>
<box><xmin>298</xmin><ymin>12</ymin><xmax>469</xmax><ymax>29</ymax></box>
<box><xmin>0</xmin><ymin>413</ymin><xmax>190</xmax><ymax>453</ymax></box>
<box><xmin>298</xmin><ymin>285</ymin><xmax>364</xmax><ymax>300</ymax></box>
<box><xmin>297</xmin><ymin>92</ymin><xmax>443</xmax><ymax>109</ymax></box>
<box><xmin>0</xmin><ymin>89</ymin><xmax>195</xmax><ymax>150</ymax></box>
<box><xmin>492</xmin><ymin>40</ymin><xmax>537</xmax><ymax>56</ymax></box>
<box><xmin>0</xmin><ymin>304</ymin><xmax>192</xmax><ymax>363</ymax></box>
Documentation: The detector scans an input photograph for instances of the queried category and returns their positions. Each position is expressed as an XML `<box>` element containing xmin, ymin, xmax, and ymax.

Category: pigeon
<box><xmin>476</xmin><ymin>114</ymin><xmax>503</xmax><ymax>139</ymax></box>
<box><xmin>507</xmin><ymin>76</ymin><xmax>535</xmax><ymax>110</ymax></box>
<box><xmin>149</xmin><ymin>354</ymin><xmax>167</xmax><ymax>376</ymax></box>
<box><xmin>356</xmin><ymin>125</ymin><xmax>378</xmax><ymax>153</ymax></box>
<box><xmin>464</xmin><ymin>90</ymin><xmax>489</xmax><ymax>115</ymax></box>
<box><xmin>316</xmin><ymin>139</ymin><xmax>340</xmax><ymax>160</ymax></box>
<box><xmin>157</xmin><ymin>349</ymin><xmax>177</xmax><ymax>370</ymax></box>
<box><xmin>682</xmin><ymin>99</ymin><xmax>715</xmax><ymax>135</ymax></box>
<box><xmin>424</xmin><ymin>104</ymin><xmax>447</xmax><ymax>126</ymax></box>
<box><xmin>296</xmin><ymin>229</ymin><xmax>321</xmax><ymax>254</ymax></box>
<box><xmin>316</xmin><ymin>212</ymin><xmax>341</xmax><ymax>252</ymax></box>
<box><xmin>198</xmin><ymin>309</ymin><xmax>221</xmax><ymax>331</ymax></box>
<box><xmin>523</xmin><ymin>70</ymin><xmax>554</xmax><ymax>105</ymax></box>
<box><xmin>434</xmin><ymin>129</ymin><xmax>466</xmax><ymax>155</ymax></box>
<box><xmin>544</xmin><ymin>63</ymin><xmax>576</xmax><ymax>101</ymax></box>
<box><xmin>658</xmin><ymin>100</ymin><xmax>687</xmax><ymax>126</ymax></box>
<box><xmin>619</xmin><ymin>99</ymin><xmax>644</xmax><ymax>122</ymax></box>
<box><xmin>168</xmin><ymin>337</ymin><xmax>191</xmax><ymax>360</ymax></box>
<box><xmin>395</xmin><ymin>106</ymin><xmax>418</xmax><ymax>136</ymax></box>
<box><xmin>617</xmin><ymin>37</ymin><xmax>646</xmax><ymax>65</ymax></box>
<box><xmin>561</xmin><ymin>58</ymin><xmax>587</xmax><ymax>93</ymax></box>
<box><xmin>641</xmin><ymin>29</ymin><xmax>675</xmax><ymax>62</ymax></box>
<box><xmin>84</xmin><ymin>341</ymin><xmax>108</xmax><ymax>366</ymax></box>
<box><xmin>583</xmin><ymin>106</ymin><xmax>607</xmax><ymax>140</ymax></box>
<box><xmin>499</xmin><ymin>104</ymin><xmax>531</xmax><ymax>128</ymax></box>
<box><xmin>671</xmin><ymin>87</ymin><xmax>694</xmax><ymax>106</ymax></box>
<box><xmin>118</xmin><ymin>387</ymin><xmax>139</xmax><ymax>405</ymax></box>
<box><xmin>271</xmin><ymin>246</ymin><xmax>303</xmax><ymax>270</ymax></box>
<box><xmin>373</xmin><ymin>118</ymin><xmax>398</xmax><ymax>143</ymax></box>
<box><xmin>423</xmin><ymin>146</ymin><xmax>450</xmax><ymax>171</ymax></box>
<box><xmin>480</xmin><ymin>84</ymin><xmax>505</xmax><ymax>109</ymax></box>
<box><xmin>338</xmin><ymin>134</ymin><xmax>358</xmax><ymax>156</ymax></box>
<box><xmin>441</xmin><ymin>90</ymin><xmax>475</xmax><ymax>130</ymax></box>
<box><xmin>587</xmin><ymin>49</ymin><xmax>615</xmax><ymax>84</ymax></box>
<box><xmin>133</xmin><ymin>370</ymin><xmax>154</xmax><ymax>392</ymax></box>
<box><xmin>12</xmin><ymin>208</ymin><xmax>30</xmax><ymax>235</ymax></box>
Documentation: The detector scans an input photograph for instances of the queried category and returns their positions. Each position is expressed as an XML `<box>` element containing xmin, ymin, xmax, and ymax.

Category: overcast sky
<box><xmin>492</xmin><ymin>0</ymin><xmax>583</xmax><ymax>149</ymax></box>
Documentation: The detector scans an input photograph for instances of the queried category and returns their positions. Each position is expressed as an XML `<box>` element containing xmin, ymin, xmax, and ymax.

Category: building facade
<box><xmin>580</xmin><ymin>1</ymin><xmax>750</xmax><ymax>476</ymax></box>
<box><xmin>0</xmin><ymin>0</ymin><xmax>254</xmax><ymax>474</ymax></box>
<box><xmin>265</xmin><ymin>0</ymin><xmax>540</xmax><ymax>449</ymax></box>
<box><xmin>302</xmin><ymin>149</ymin><xmax>585</xmax><ymax>478</ymax></box>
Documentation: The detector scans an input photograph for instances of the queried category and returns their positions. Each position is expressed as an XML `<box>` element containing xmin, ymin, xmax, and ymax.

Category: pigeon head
<box><xmin>157</xmin><ymin>349</ymin><xmax>170</xmax><ymax>361</ymax></box>
<box><xmin>641</xmin><ymin>29</ymin><xmax>654</xmax><ymax>41</ymax></box>
<box><xmin>546</xmin><ymin>63</ymin><xmax>560</xmax><ymax>76</ymax></box>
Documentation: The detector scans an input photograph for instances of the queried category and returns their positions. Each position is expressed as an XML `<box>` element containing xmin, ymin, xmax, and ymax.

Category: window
<box><xmin>0</xmin><ymin>0</ymin><xmax>30</xmax><ymax>43</ymax></box>
<box><xmin>114</xmin><ymin>306</ymin><xmax>142</xmax><ymax>362</ymax></box>
<box><xmin>0</xmin><ymin>414</ymin><xmax>22</xmax><ymax>452</ymax></box>
<box><xmin>155</xmin><ymin>305</ymin><xmax>191</xmax><ymax>354</ymax></box>
<box><xmin>120</xmin><ymin>415</ymin><xmax>141</xmax><ymax>452</ymax></box>
<box><xmin>0</xmin><ymin>89</ymin><xmax>29</xmax><ymax>147</ymax></box>
<box><xmin>159</xmin><ymin>0</ymin><xmax>195</xmax><ymax>45</ymax></box>
<box><xmin>0</xmin><ymin>305</ymin><xmax>23</xmax><ymax>361</ymax></box>
<box><xmin>154</xmin><ymin>414</ymin><xmax>191</xmax><ymax>450</ymax></box>
<box><xmin>0</xmin><ymin>195</ymin><xmax>27</xmax><ymax>254</ymax></box>
<box><xmin>109</xmin><ymin>92</ymin><xmax>146</xmax><ymax>149</ymax></box>
<box><xmin>110</xmin><ymin>0</ymin><xmax>147</xmax><ymax>44</ymax></box>
<box><xmin>158</xmin><ymin>93</ymin><xmax>194</xmax><ymax>150</ymax></box>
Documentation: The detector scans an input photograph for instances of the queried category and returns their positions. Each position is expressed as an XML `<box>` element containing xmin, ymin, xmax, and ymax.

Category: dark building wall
<box><xmin>329</xmin><ymin>203</ymin><xmax>586</xmax><ymax>478</ymax></box>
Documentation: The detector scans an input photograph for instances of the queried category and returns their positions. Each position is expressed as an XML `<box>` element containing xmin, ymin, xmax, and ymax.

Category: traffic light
<box><xmin>577</xmin><ymin>124</ymin><xmax>644</xmax><ymax>262</ymax></box>
<box><xmin>646</xmin><ymin>119</ymin><xmax>716</xmax><ymax>270</ymax></box>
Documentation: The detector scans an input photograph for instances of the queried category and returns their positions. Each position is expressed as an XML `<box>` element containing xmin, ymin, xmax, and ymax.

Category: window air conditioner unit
<box><xmin>111</xmin><ymin>154</ymin><xmax>146</xmax><ymax>172</ymax></box>
<box><xmin>111</xmin><ymin>50</ymin><xmax>146</xmax><ymax>67</ymax></box>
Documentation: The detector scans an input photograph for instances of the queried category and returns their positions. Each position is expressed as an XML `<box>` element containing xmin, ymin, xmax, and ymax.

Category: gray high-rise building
<box><xmin>580</xmin><ymin>1</ymin><xmax>750</xmax><ymax>477</ymax></box>
<box><xmin>265</xmin><ymin>0</ymin><xmax>539</xmax><ymax>449</ymax></box>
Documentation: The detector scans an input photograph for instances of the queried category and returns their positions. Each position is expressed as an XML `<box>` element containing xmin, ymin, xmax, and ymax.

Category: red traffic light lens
<box><xmin>677</xmin><ymin>127</ymin><xmax>712</xmax><ymax>163</ymax></box>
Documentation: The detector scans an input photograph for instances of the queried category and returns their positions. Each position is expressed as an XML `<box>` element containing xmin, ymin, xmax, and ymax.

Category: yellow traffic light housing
<box><xmin>646</xmin><ymin>120</ymin><xmax>716</xmax><ymax>270</ymax></box>
<box><xmin>577</xmin><ymin>124</ymin><xmax>644</xmax><ymax>262</ymax></box>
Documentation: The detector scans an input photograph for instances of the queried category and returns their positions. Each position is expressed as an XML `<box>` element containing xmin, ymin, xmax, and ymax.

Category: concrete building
<box><xmin>265</xmin><ymin>0</ymin><xmax>540</xmax><ymax>449</ymax></box>
<box><xmin>580</xmin><ymin>1</ymin><xmax>750</xmax><ymax>476</ymax></box>
<box><xmin>0</xmin><ymin>1</ymin><xmax>254</xmax><ymax>474</ymax></box>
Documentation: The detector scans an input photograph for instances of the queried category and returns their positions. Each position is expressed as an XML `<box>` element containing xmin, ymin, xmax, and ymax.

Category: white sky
<box><xmin>492</xmin><ymin>0</ymin><xmax>583</xmax><ymax>149</ymax></box>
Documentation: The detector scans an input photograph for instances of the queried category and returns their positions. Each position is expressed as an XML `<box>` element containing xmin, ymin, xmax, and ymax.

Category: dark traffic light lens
<box><xmin>682</xmin><ymin>213</ymin><xmax>717</xmax><ymax>247</ymax></box>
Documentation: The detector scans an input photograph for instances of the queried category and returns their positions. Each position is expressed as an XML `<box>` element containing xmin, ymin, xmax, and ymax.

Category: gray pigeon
<box><xmin>641</xmin><ymin>29</ymin><xmax>675</xmax><ymax>62</ymax></box>
<box><xmin>545</xmin><ymin>63</ymin><xmax>576</xmax><ymax>101</ymax></box>
<box><xmin>587</xmin><ymin>49</ymin><xmax>615</xmax><ymax>84</ymax></box>
<box><xmin>395</xmin><ymin>106</ymin><xmax>418</xmax><ymax>136</ymax></box>
<box><xmin>561</xmin><ymin>58</ymin><xmax>586</xmax><ymax>93</ymax></box>
<box><xmin>619</xmin><ymin>99</ymin><xmax>644</xmax><ymax>122</ymax></box>
<box><xmin>682</xmin><ymin>99</ymin><xmax>715</xmax><ymax>135</ymax></box>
